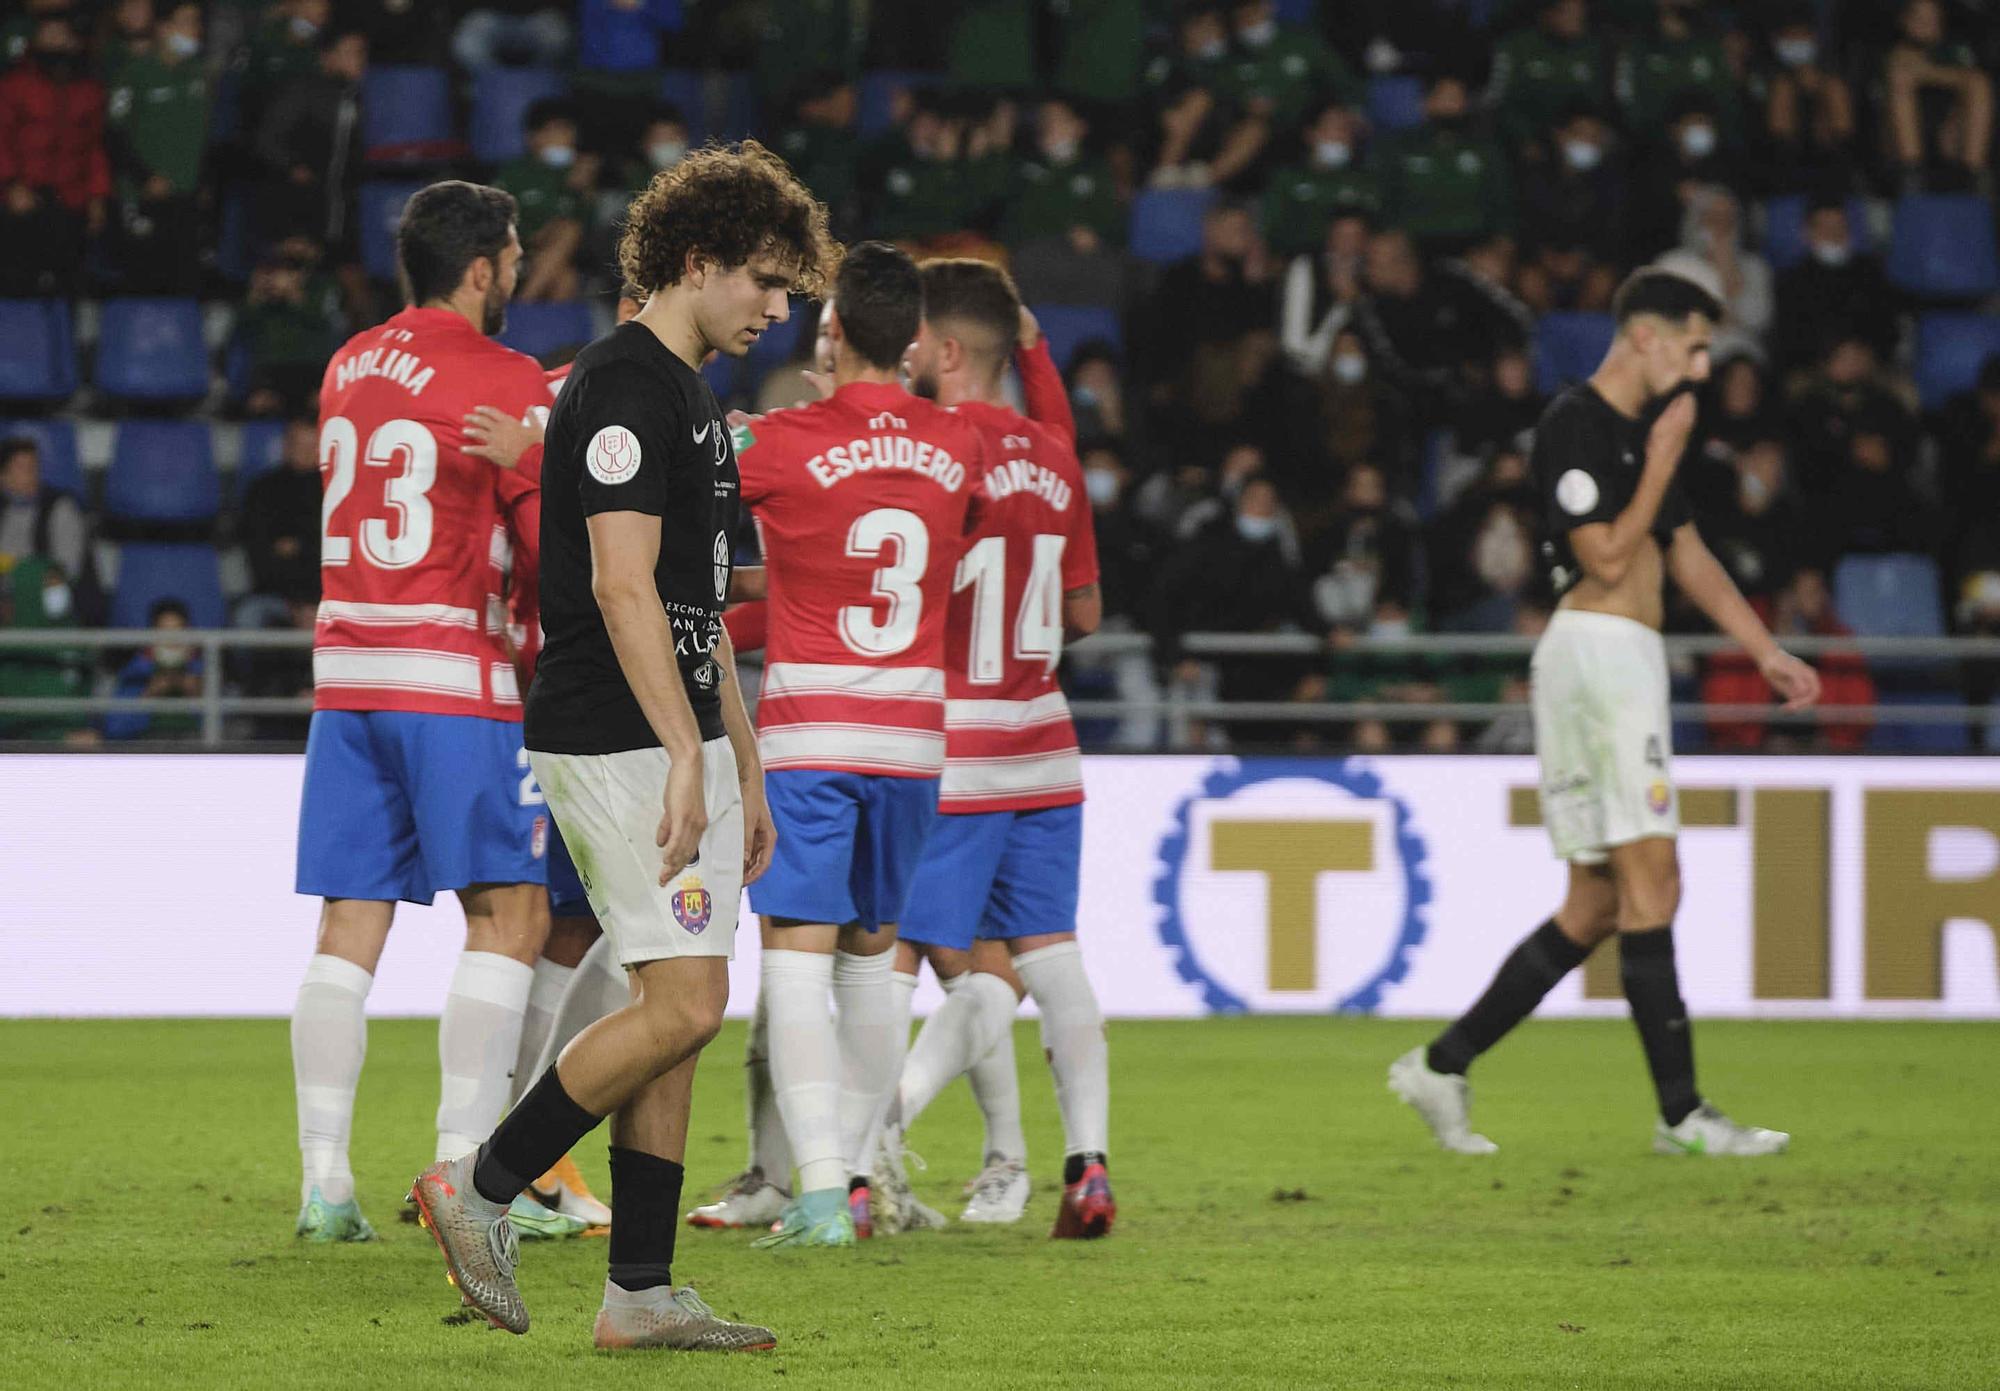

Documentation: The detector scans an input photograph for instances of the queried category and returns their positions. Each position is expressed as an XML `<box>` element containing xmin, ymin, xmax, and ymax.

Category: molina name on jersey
<box><xmin>940</xmin><ymin>403</ymin><xmax>1099</xmax><ymax>813</ymax></box>
<box><xmin>738</xmin><ymin>381</ymin><xmax>985</xmax><ymax>777</ymax></box>
<box><xmin>313</xmin><ymin>307</ymin><xmax>548</xmax><ymax>720</ymax></box>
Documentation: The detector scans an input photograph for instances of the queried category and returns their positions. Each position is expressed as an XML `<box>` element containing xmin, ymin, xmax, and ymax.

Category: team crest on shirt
<box><xmin>672</xmin><ymin>879</ymin><xmax>713</xmax><ymax>934</ymax></box>
<box><xmin>586</xmin><ymin>426</ymin><xmax>642</xmax><ymax>485</ymax></box>
<box><xmin>1648</xmin><ymin>782</ymin><xmax>1672</xmax><ymax>815</ymax></box>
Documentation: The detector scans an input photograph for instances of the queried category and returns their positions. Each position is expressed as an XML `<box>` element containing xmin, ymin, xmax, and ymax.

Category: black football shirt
<box><xmin>527</xmin><ymin>322</ymin><xmax>739</xmax><ymax>754</ymax></box>
<box><xmin>1531</xmin><ymin>383</ymin><xmax>1692</xmax><ymax>600</ymax></box>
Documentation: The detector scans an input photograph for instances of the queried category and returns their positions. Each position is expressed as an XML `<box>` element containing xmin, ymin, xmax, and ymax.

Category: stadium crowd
<box><xmin>2</xmin><ymin>0</ymin><xmax>1999</xmax><ymax>752</ymax></box>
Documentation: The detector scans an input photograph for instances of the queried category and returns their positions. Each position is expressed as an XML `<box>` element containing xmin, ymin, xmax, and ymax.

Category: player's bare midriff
<box><xmin>1556</xmin><ymin>532</ymin><xmax>1666</xmax><ymax>632</ymax></box>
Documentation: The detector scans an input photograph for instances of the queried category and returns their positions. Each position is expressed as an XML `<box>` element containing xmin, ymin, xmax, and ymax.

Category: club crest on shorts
<box><xmin>586</xmin><ymin>425</ymin><xmax>642</xmax><ymax>485</ymax></box>
<box><xmin>531</xmin><ymin>815</ymin><xmax>549</xmax><ymax>859</ymax></box>
<box><xmin>672</xmin><ymin>878</ymin><xmax>713</xmax><ymax>934</ymax></box>
<box><xmin>1648</xmin><ymin>781</ymin><xmax>1671</xmax><ymax>815</ymax></box>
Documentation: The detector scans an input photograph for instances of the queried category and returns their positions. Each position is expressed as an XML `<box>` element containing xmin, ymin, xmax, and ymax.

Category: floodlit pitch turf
<box><xmin>2</xmin><ymin>1017</ymin><xmax>1995</xmax><ymax>1389</ymax></box>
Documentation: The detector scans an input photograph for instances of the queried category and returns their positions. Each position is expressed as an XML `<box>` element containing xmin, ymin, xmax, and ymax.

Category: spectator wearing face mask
<box><xmin>1771</xmin><ymin>197</ymin><xmax>1900</xmax><ymax>374</ymax></box>
<box><xmin>1304</xmin><ymin>331</ymin><xmax>1420</xmax><ymax>507</ymax></box>
<box><xmin>1487</xmin><ymin>0</ymin><xmax>1610</xmax><ymax>158</ymax></box>
<box><xmin>1305</xmin><ymin>462</ymin><xmax>1418</xmax><ymax>634</ymax></box>
<box><xmin>252</xmin><ymin>26</ymin><xmax>368</xmax><ymax>257</ymax></box>
<box><xmin>1076</xmin><ymin>439</ymin><xmax>1157</xmax><ymax>624</ymax></box>
<box><xmin>102</xmin><ymin>597</ymin><xmax>204</xmax><ymax>742</ymax></box>
<box><xmin>1437</xmin><ymin>345</ymin><xmax>1544</xmax><ymax>505</ymax></box>
<box><xmin>0</xmin><ymin>554</ymin><xmax>96</xmax><ymax>745</ymax></box>
<box><xmin>1004</xmin><ymin>95</ymin><xmax>1130</xmax><ymax>308</ymax></box>
<box><xmin>0</xmin><ymin>13</ymin><xmax>110</xmax><ymax>296</ymax></box>
<box><xmin>1216</xmin><ymin>0</ymin><xmax>1361</xmax><ymax>134</ymax></box>
<box><xmin>1144</xmin><ymin>1</ymin><xmax>1270</xmax><ymax>189</ymax></box>
<box><xmin>1757</xmin><ymin>4</ymin><xmax>1857</xmax><ymax>190</ymax></box>
<box><xmin>1261</xmin><ymin>99</ymin><xmax>1379</xmax><ymax>259</ymax></box>
<box><xmin>103</xmin><ymin>2</ymin><xmax>207</xmax><ymax>295</ymax></box>
<box><xmin>1656</xmin><ymin>187</ymin><xmax>1773</xmax><ymax>362</ymax></box>
<box><xmin>774</xmin><ymin>73</ymin><xmax>862</xmax><ymax>236</ymax></box>
<box><xmin>240</xmin><ymin>0</ymin><xmax>331</xmax><ymax>127</ymax></box>
<box><xmin>1378</xmin><ymin>75</ymin><xmax>1516</xmax><ymax>253</ymax></box>
<box><xmin>1631</xmin><ymin>95</ymin><xmax>1743</xmax><ymax>257</ymax></box>
<box><xmin>1515</xmin><ymin>105</ymin><xmax>1627</xmax><ymax>314</ymax></box>
<box><xmin>0</xmin><ymin>439</ymin><xmax>89</xmax><ymax>595</ymax></box>
<box><xmin>1066</xmin><ymin>343</ymin><xmax>1129</xmax><ymax>443</ymax></box>
<box><xmin>1427</xmin><ymin>447</ymin><xmax>1540</xmax><ymax>630</ymax></box>
<box><xmin>1133</xmin><ymin>201</ymin><xmax>1275</xmax><ymax>400</ymax></box>
<box><xmin>1614</xmin><ymin>0</ymin><xmax>1743</xmax><ymax>153</ymax></box>
<box><xmin>1280</xmin><ymin>211</ymin><xmax>1370</xmax><ymax>377</ymax></box>
<box><xmin>494</xmin><ymin>98</ymin><xmax>596</xmax><ymax>303</ymax></box>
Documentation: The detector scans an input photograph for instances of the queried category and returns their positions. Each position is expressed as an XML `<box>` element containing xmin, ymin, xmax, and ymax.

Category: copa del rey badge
<box><xmin>586</xmin><ymin>425</ymin><xmax>642</xmax><ymax>485</ymax></box>
<box><xmin>672</xmin><ymin>876</ymin><xmax>713</xmax><ymax>934</ymax></box>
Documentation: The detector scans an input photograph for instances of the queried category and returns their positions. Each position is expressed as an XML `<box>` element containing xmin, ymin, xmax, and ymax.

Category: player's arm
<box><xmin>1062</xmin><ymin>583</ymin><xmax>1102</xmax><ymax>641</ymax></box>
<box><xmin>1667</xmin><ymin>522</ymin><xmax>1822</xmax><ymax>709</ymax></box>
<box><xmin>1566</xmin><ymin>393</ymin><xmax>1697</xmax><ymax>589</ymax></box>
<box><xmin>464</xmin><ymin>405</ymin><xmax>545</xmax><ymax>470</ymax></box>
<box><xmin>727</xmin><ymin>565</ymin><xmax>766</xmax><ymax>601</ymax></box>
<box><xmin>1014</xmin><ymin>307</ymin><xmax>1078</xmax><ymax>445</ymax></box>
<box><xmin>711</xmin><ymin>623</ymin><xmax>776</xmax><ymax>884</ymax></box>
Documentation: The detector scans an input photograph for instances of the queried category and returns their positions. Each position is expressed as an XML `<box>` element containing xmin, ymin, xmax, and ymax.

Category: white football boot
<box><xmin>1388</xmin><ymin>1047</ymin><xmax>1500</xmax><ymax>1155</ymax></box>
<box><xmin>960</xmin><ymin>1154</ymin><xmax>1031</xmax><ymax>1224</ymax></box>
<box><xmin>684</xmin><ymin>1170</ymin><xmax>790</xmax><ymax>1229</ymax></box>
<box><xmin>1654</xmin><ymin>1103</ymin><xmax>1789</xmax><ymax>1156</ymax></box>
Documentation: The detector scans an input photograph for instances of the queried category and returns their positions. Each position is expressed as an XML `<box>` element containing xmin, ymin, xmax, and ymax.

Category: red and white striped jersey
<box><xmin>737</xmin><ymin>381</ymin><xmax>984</xmax><ymax>777</ymax></box>
<box><xmin>313</xmin><ymin>307</ymin><xmax>547</xmax><ymax>720</ymax></box>
<box><xmin>938</xmin><ymin>401</ymin><xmax>1098</xmax><ymax>812</ymax></box>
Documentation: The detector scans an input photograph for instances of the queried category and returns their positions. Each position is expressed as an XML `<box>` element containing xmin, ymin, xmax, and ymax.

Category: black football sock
<box><xmin>1063</xmin><ymin>1151</ymin><xmax>1108</xmax><ymax>1185</ymax></box>
<box><xmin>607</xmin><ymin>1146</ymin><xmax>683</xmax><ymax>1293</ymax></box>
<box><xmin>471</xmin><ymin>1065</ymin><xmax>601</xmax><ymax>1205</ymax></box>
<box><xmin>1427</xmin><ymin>918</ymin><xmax>1591</xmax><ymax>1076</ymax></box>
<box><xmin>1619</xmin><ymin>925</ymin><xmax>1700</xmax><ymax>1126</ymax></box>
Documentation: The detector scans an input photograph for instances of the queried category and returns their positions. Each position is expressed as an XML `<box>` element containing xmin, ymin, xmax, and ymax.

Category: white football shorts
<box><xmin>1530</xmin><ymin>607</ymin><xmax>1679</xmax><ymax>864</ymax></box>
<box><xmin>530</xmin><ymin>737</ymin><xmax>743</xmax><ymax>964</ymax></box>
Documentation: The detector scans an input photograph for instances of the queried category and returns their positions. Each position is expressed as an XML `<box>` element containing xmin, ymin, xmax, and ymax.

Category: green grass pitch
<box><xmin>2</xmin><ymin>1017</ymin><xmax>1995</xmax><ymax>1389</ymax></box>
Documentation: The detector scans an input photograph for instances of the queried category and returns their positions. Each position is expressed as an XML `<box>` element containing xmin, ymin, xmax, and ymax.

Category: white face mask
<box><xmin>289</xmin><ymin>15</ymin><xmax>319</xmax><ymax>39</ymax></box>
<box><xmin>1679</xmin><ymin>123</ymin><xmax>1717</xmax><ymax>159</ymax></box>
<box><xmin>1739</xmin><ymin>472</ymin><xmax>1772</xmax><ymax>509</ymax></box>
<box><xmin>1473</xmin><ymin>511</ymin><xmax>1531</xmax><ymax>591</ymax></box>
<box><xmin>1562</xmin><ymin>139</ymin><xmax>1602</xmax><ymax>171</ymax></box>
<box><xmin>1313</xmin><ymin>140</ymin><xmax>1351</xmax><ymax>169</ymax></box>
<box><xmin>1084</xmin><ymin>469</ymin><xmax>1119</xmax><ymax>506</ymax></box>
<box><xmin>1043</xmin><ymin>136</ymin><xmax>1080</xmax><ymax>164</ymax></box>
<box><xmin>1332</xmin><ymin>353</ymin><xmax>1367</xmax><ymax>385</ymax></box>
<box><xmin>42</xmin><ymin>581</ymin><xmax>72</xmax><ymax>621</ymax></box>
<box><xmin>539</xmin><ymin>144</ymin><xmax>577</xmax><ymax>170</ymax></box>
<box><xmin>1236</xmin><ymin>513</ymin><xmax>1280</xmax><ymax>543</ymax></box>
<box><xmin>1809</xmin><ymin>240</ymin><xmax>1851</xmax><ymax>267</ymax></box>
<box><xmin>165</xmin><ymin>32</ymin><xmax>201</xmax><ymax>60</ymax></box>
<box><xmin>1238</xmin><ymin>18</ymin><xmax>1278</xmax><ymax>47</ymax></box>
<box><xmin>154</xmin><ymin>642</ymin><xmax>192</xmax><ymax>669</ymax></box>
<box><xmin>1194</xmin><ymin>37</ymin><xmax>1227</xmax><ymax>60</ymax></box>
<box><xmin>649</xmin><ymin>140</ymin><xmax>686</xmax><ymax>170</ymax></box>
<box><xmin>1775</xmin><ymin>36</ymin><xmax>1816</xmax><ymax>67</ymax></box>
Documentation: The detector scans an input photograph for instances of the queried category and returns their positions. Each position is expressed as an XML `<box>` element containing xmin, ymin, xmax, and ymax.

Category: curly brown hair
<box><xmin>617</xmin><ymin>139</ymin><xmax>839</xmax><ymax>297</ymax></box>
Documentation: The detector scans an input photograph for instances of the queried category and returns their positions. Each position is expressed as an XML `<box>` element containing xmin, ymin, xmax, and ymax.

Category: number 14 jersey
<box><xmin>314</xmin><ymin>307</ymin><xmax>548</xmax><ymax>721</ymax></box>
<box><xmin>737</xmin><ymin>381</ymin><xmax>984</xmax><ymax>778</ymax></box>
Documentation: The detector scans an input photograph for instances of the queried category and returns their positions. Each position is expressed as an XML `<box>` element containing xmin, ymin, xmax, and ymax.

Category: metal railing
<box><xmin>3</xmin><ymin>627</ymin><xmax>1999</xmax><ymax>745</ymax></box>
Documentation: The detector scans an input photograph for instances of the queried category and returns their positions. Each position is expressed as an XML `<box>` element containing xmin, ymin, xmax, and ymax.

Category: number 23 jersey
<box><xmin>737</xmin><ymin>381</ymin><xmax>985</xmax><ymax>778</ymax></box>
<box><xmin>314</xmin><ymin>307</ymin><xmax>547</xmax><ymax>720</ymax></box>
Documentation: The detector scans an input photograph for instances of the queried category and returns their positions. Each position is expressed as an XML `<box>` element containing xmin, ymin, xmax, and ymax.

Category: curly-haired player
<box><xmin>410</xmin><ymin>141</ymin><xmax>834</xmax><ymax>1352</ymax></box>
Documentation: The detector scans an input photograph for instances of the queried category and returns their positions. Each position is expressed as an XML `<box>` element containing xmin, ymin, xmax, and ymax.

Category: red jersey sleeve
<box><xmin>1058</xmin><ymin>447</ymin><xmax>1100</xmax><ymax>592</ymax></box>
<box><xmin>722</xmin><ymin>600</ymin><xmax>768</xmax><ymax>654</ymax></box>
<box><xmin>1014</xmin><ymin>338</ymin><xmax>1075</xmax><ymax>445</ymax></box>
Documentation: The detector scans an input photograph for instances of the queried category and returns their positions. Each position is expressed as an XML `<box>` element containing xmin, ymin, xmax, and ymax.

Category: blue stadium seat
<box><xmin>111</xmin><ymin>543</ymin><xmax>225</xmax><ymax>629</ymax></box>
<box><xmin>1833</xmin><ymin>553</ymin><xmax>1944</xmax><ymax>637</ymax></box>
<box><xmin>93</xmin><ymin>298</ymin><xmax>209</xmax><ymax>402</ymax></box>
<box><xmin>234</xmin><ymin>420</ymin><xmax>289</xmax><ymax>503</ymax></box>
<box><xmin>1912</xmin><ymin>312</ymin><xmax>2000</xmax><ymax>409</ymax></box>
<box><xmin>1533</xmin><ymin>311</ymin><xmax>1615</xmax><ymax>393</ymax></box>
<box><xmin>105</xmin><ymin>422</ymin><xmax>219</xmax><ymax>525</ymax></box>
<box><xmin>470</xmin><ymin>67</ymin><xmax>569</xmax><ymax>165</ymax></box>
<box><xmin>359</xmin><ymin>180</ymin><xmax>426</xmax><ymax>283</ymax></box>
<box><xmin>0</xmin><ymin>300</ymin><xmax>78</xmax><ymax>402</ymax></box>
<box><xmin>1367</xmin><ymin>76</ymin><xmax>1427</xmax><ymax>133</ymax></box>
<box><xmin>1760</xmin><ymin>193</ymin><xmax>1873</xmax><ymax>270</ymax></box>
<box><xmin>362</xmin><ymin>66</ymin><xmax>459</xmax><ymax>164</ymax></box>
<box><xmin>1887</xmin><ymin>194</ymin><xmax>1999</xmax><ymax>299</ymax></box>
<box><xmin>1868</xmin><ymin>692</ymin><xmax>1973</xmax><ymax>754</ymax></box>
<box><xmin>499</xmin><ymin>301</ymin><xmax>596</xmax><ymax>360</ymax></box>
<box><xmin>859</xmin><ymin>70</ymin><xmax>929</xmax><ymax>138</ymax></box>
<box><xmin>1</xmin><ymin>419</ymin><xmax>82</xmax><ymax>498</ymax></box>
<box><xmin>1275</xmin><ymin>0</ymin><xmax>1318</xmax><ymax>22</ymax></box>
<box><xmin>1129</xmin><ymin>187</ymin><xmax>1216</xmax><ymax>265</ymax></box>
<box><xmin>1033</xmin><ymin>305</ymin><xmax>1123</xmax><ymax>371</ymax></box>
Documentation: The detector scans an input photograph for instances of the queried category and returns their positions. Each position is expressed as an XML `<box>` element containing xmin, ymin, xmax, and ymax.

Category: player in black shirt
<box><xmin>1392</xmin><ymin>269</ymin><xmax>1822</xmax><ymax>1158</ymax></box>
<box><xmin>410</xmin><ymin>141</ymin><xmax>836</xmax><ymax>1351</ymax></box>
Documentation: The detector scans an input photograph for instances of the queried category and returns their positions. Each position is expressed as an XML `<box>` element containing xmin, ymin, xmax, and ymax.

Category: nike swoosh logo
<box><xmin>693</xmin><ymin>421</ymin><xmax>711</xmax><ymax>443</ymax></box>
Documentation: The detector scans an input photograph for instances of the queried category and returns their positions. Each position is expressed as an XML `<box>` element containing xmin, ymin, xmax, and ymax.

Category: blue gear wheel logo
<box><xmin>1152</xmin><ymin>759</ymin><xmax>1432</xmax><ymax>1014</ymax></box>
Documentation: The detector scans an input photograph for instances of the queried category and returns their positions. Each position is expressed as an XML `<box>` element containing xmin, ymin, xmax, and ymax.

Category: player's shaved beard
<box><xmin>482</xmin><ymin>278</ymin><xmax>509</xmax><ymax>338</ymax></box>
<box><xmin>908</xmin><ymin>363</ymin><xmax>940</xmax><ymax>400</ymax></box>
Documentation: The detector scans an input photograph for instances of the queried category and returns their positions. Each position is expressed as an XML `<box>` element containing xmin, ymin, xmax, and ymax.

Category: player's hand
<box><xmin>463</xmin><ymin>405</ymin><xmax>543</xmax><ymax>469</ymax></box>
<box><xmin>1018</xmin><ymin>304</ymin><xmax>1042</xmax><ymax>350</ymax></box>
<box><xmin>801</xmin><ymin>368</ymin><xmax>835</xmax><ymax>400</ymax></box>
<box><xmin>657</xmin><ymin>754</ymin><xmax>708</xmax><ymax>886</ymax></box>
<box><xmin>742</xmin><ymin>778</ymin><xmax>777</xmax><ymax>885</ymax></box>
<box><xmin>1646</xmin><ymin>392</ymin><xmax>1698</xmax><ymax>468</ymax></box>
<box><xmin>1760</xmin><ymin>650</ymin><xmax>1822</xmax><ymax>711</ymax></box>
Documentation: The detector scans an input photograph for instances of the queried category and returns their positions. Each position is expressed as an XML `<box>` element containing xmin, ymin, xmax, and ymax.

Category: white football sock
<box><xmin>964</xmin><ymin>981</ymin><xmax>1025</xmax><ymax>1164</ymax></box>
<box><xmin>530</xmin><ymin>936</ymin><xmax>629</xmax><ymax>1079</ymax></box>
<box><xmin>745</xmin><ymin>987</ymin><xmax>794</xmax><ymax>1187</ymax></box>
<box><xmin>292</xmin><ymin>953</ymin><xmax>372</xmax><ymax>1206</ymax></box>
<box><xmin>834</xmin><ymin>948</ymin><xmax>909</xmax><ymax>1179</ymax></box>
<box><xmin>899</xmin><ymin>970</ymin><xmax>1017</xmax><ymax>1130</ymax></box>
<box><xmin>762</xmin><ymin>949</ymin><xmax>845</xmax><ymax>1194</ymax></box>
<box><xmin>1015</xmin><ymin>941</ymin><xmax>1109</xmax><ymax>1160</ymax></box>
<box><xmin>509</xmin><ymin>958</ymin><xmax>575</xmax><ymax>1108</ymax></box>
<box><xmin>434</xmin><ymin>951</ymin><xmax>534</xmax><ymax>1162</ymax></box>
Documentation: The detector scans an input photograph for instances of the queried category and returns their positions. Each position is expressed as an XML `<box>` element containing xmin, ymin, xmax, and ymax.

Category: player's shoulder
<box><xmin>1533</xmin><ymin>385</ymin><xmax>1615</xmax><ymax>452</ymax></box>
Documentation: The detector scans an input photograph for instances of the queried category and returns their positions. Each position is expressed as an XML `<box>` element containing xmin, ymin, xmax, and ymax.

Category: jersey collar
<box><xmin>833</xmin><ymin>380</ymin><xmax>914</xmax><ymax>411</ymax></box>
<box><xmin>389</xmin><ymin>306</ymin><xmax>484</xmax><ymax>339</ymax></box>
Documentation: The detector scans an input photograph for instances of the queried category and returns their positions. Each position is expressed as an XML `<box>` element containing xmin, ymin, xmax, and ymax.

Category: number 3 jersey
<box><xmin>737</xmin><ymin>381</ymin><xmax>985</xmax><ymax>778</ymax></box>
<box><xmin>313</xmin><ymin>307</ymin><xmax>548</xmax><ymax>721</ymax></box>
<box><xmin>938</xmin><ymin>403</ymin><xmax>1098</xmax><ymax>813</ymax></box>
